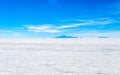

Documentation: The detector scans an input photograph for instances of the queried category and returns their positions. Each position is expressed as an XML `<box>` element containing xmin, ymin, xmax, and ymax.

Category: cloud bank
<box><xmin>24</xmin><ymin>17</ymin><xmax>118</xmax><ymax>33</ymax></box>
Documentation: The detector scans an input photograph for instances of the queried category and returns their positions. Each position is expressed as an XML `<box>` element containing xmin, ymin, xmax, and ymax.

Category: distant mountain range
<box><xmin>99</xmin><ymin>36</ymin><xmax>109</xmax><ymax>38</ymax></box>
<box><xmin>55</xmin><ymin>35</ymin><xmax>77</xmax><ymax>38</ymax></box>
<box><xmin>55</xmin><ymin>35</ymin><xmax>109</xmax><ymax>38</ymax></box>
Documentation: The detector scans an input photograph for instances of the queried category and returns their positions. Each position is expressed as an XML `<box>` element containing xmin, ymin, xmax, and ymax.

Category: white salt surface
<box><xmin>0</xmin><ymin>38</ymin><xmax>120</xmax><ymax>75</ymax></box>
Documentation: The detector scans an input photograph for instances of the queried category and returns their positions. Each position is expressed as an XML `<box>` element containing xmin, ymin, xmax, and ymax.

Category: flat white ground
<box><xmin>0</xmin><ymin>38</ymin><xmax>120</xmax><ymax>75</ymax></box>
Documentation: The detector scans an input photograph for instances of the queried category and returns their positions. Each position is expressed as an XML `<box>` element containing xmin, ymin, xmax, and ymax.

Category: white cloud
<box><xmin>0</xmin><ymin>30</ymin><xmax>13</xmax><ymax>33</ymax></box>
<box><xmin>14</xmin><ymin>33</ymin><xmax>22</xmax><ymax>36</ymax></box>
<box><xmin>25</xmin><ymin>25</ymin><xmax>60</xmax><ymax>33</ymax></box>
<box><xmin>58</xmin><ymin>23</ymin><xmax>89</xmax><ymax>28</ymax></box>
<box><xmin>58</xmin><ymin>18</ymin><xmax>117</xmax><ymax>29</ymax></box>
<box><xmin>24</xmin><ymin>18</ymin><xmax>118</xmax><ymax>33</ymax></box>
<box><xmin>109</xmin><ymin>2</ymin><xmax>120</xmax><ymax>15</ymax></box>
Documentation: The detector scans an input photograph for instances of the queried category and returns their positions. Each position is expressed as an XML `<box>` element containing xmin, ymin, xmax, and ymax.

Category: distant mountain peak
<box><xmin>55</xmin><ymin>35</ymin><xmax>77</xmax><ymax>38</ymax></box>
<box><xmin>99</xmin><ymin>36</ymin><xmax>109</xmax><ymax>38</ymax></box>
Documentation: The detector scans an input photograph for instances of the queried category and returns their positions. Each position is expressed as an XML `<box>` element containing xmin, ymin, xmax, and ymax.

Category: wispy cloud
<box><xmin>108</xmin><ymin>1</ymin><xmax>120</xmax><ymax>17</ymax></box>
<box><xmin>24</xmin><ymin>17</ymin><xmax>118</xmax><ymax>33</ymax></box>
<box><xmin>25</xmin><ymin>24</ymin><xmax>60</xmax><ymax>33</ymax></box>
<box><xmin>14</xmin><ymin>33</ymin><xmax>22</xmax><ymax>36</ymax></box>
<box><xmin>58</xmin><ymin>17</ymin><xmax>118</xmax><ymax>29</ymax></box>
<box><xmin>0</xmin><ymin>30</ymin><xmax>13</xmax><ymax>33</ymax></box>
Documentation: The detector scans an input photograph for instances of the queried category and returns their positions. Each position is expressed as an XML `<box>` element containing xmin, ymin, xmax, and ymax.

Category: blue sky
<box><xmin>0</xmin><ymin>0</ymin><xmax>120</xmax><ymax>38</ymax></box>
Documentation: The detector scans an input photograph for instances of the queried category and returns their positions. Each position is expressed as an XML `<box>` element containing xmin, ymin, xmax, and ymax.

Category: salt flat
<box><xmin>0</xmin><ymin>38</ymin><xmax>120</xmax><ymax>75</ymax></box>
